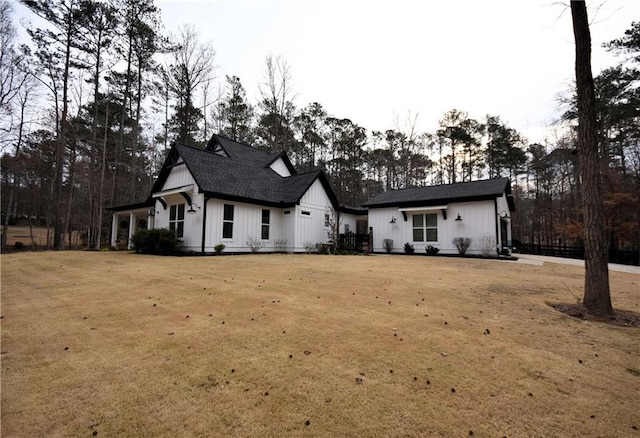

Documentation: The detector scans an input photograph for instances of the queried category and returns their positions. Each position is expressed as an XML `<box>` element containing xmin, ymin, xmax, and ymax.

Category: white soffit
<box><xmin>152</xmin><ymin>185</ymin><xmax>195</xmax><ymax>198</ymax></box>
<box><xmin>398</xmin><ymin>205</ymin><xmax>448</xmax><ymax>213</ymax></box>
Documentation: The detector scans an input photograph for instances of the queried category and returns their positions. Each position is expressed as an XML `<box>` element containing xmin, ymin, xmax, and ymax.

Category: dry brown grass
<box><xmin>3</xmin><ymin>226</ymin><xmax>81</xmax><ymax>248</ymax></box>
<box><xmin>1</xmin><ymin>252</ymin><xmax>639</xmax><ymax>437</ymax></box>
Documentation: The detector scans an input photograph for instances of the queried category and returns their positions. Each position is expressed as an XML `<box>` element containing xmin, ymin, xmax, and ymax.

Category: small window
<box><xmin>301</xmin><ymin>210</ymin><xmax>311</xmax><ymax>216</ymax></box>
<box><xmin>425</xmin><ymin>213</ymin><xmax>438</xmax><ymax>242</ymax></box>
<box><xmin>261</xmin><ymin>209</ymin><xmax>270</xmax><ymax>240</ymax></box>
<box><xmin>412</xmin><ymin>214</ymin><xmax>424</xmax><ymax>242</ymax></box>
<box><xmin>169</xmin><ymin>204</ymin><xmax>185</xmax><ymax>238</ymax></box>
<box><xmin>283</xmin><ymin>210</ymin><xmax>291</xmax><ymax>215</ymax></box>
<box><xmin>412</xmin><ymin>213</ymin><xmax>438</xmax><ymax>242</ymax></box>
<box><xmin>222</xmin><ymin>204</ymin><xmax>234</xmax><ymax>239</ymax></box>
<box><xmin>344</xmin><ymin>224</ymin><xmax>350</xmax><ymax>233</ymax></box>
<box><xmin>324</xmin><ymin>214</ymin><xmax>330</xmax><ymax>227</ymax></box>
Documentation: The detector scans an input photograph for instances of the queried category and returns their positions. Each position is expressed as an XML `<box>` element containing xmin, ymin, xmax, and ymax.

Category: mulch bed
<box><xmin>551</xmin><ymin>303</ymin><xmax>640</xmax><ymax>328</ymax></box>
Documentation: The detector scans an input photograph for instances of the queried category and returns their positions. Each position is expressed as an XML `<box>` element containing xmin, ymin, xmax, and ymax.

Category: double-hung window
<box><xmin>169</xmin><ymin>204</ymin><xmax>185</xmax><ymax>238</ymax></box>
<box><xmin>222</xmin><ymin>204</ymin><xmax>234</xmax><ymax>239</ymax></box>
<box><xmin>412</xmin><ymin>213</ymin><xmax>438</xmax><ymax>242</ymax></box>
<box><xmin>261</xmin><ymin>209</ymin><xmax>270</xmax><ymax>240</ymax></box>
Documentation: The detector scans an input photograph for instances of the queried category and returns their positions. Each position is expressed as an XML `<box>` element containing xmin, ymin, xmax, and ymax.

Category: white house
<box><xmin>362</xmin><ymin>178</ymin><xmax>515</xmax><ymax>255</ymax></box>
<box><xmin>110</xmin><ymin>135</ymin><xmax>349</xmax><ymax>253</ymax></box>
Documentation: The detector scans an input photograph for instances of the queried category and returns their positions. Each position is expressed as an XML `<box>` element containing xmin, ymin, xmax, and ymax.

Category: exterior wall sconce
<box><xmin>147</xmin><ymin>209</ymin><xmax>156</xmax><ymax>217</ymax></box>
<box><xmin>499</xmin><ymin>210</ymin><xmax>510</xmax><ymax>219</ymax></box>
<box><xmin>455</xmin><ymin>214</ymin><xmax>462</xmax><ymax>222</ymax></box>
<box><xmin>389</xmin><ymin>216</ymin><xmax>397</xmax><ymax>224</ymax></box>
<box><xmin>187</xmin><ymin>202</ymin><xmax>200</xmax><ymax>214</ymax></box>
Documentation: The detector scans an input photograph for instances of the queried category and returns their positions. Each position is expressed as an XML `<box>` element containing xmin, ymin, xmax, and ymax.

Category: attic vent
<box><xmin>213</xmin><ymin>144</ymin><xmax>228</xmax><ymax>157</ymax></box>
<box><xmin>283</xmin><ymin>211</ymin><xmax>291</xmax><ymax>215</ymax></box>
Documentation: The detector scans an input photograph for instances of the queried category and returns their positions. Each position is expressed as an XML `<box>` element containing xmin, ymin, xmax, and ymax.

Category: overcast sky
<box><xmin>154</xmin><ymin>0</ymin><xmax>637</xmax><ymax>145</ymax></box>
<box><xmin>12</xmin><ymin>0</ymin><xmax>639</xmax><ymax>146</ymax></box>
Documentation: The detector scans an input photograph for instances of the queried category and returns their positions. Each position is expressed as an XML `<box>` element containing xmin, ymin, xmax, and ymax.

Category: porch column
<box><xmin>111</xmin><ymin>214</ymin><xmax>118</xmax><ymax>248</ymax></box>
<box><xmin>128</xmin><ymin>212</ymin><xmax>136</xmax><ymax>249</ymax></box>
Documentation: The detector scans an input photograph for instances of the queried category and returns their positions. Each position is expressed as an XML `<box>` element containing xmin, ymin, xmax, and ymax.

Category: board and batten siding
<box><xmin>152</xmin><ymin>192</ymin><xmax>203</xmax><ymax>251</ymax></box>
<box><xmin>369</xmin><ymin>199</ymin><xmax>499</xmax><ymax>255</ymax></box>
<box><xmin>202</xmin><ymin>199</ymin><xmax>286</xmax><ymax>252</ymax></box>
<box><xmin>162</xmin><ymin>163</ymin><xmax>196</xmax><ymax>190</ymax></box>
<box><xmin>294</xmin><ymin>179</ymin><xmax>335</xmax><ymax>250</ymax></box>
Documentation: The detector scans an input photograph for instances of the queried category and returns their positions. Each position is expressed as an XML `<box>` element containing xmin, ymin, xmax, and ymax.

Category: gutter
<box><xmin>201</xmin><ymin>196</ymin><xmax>209</xmax><ymax>254</ymax></box>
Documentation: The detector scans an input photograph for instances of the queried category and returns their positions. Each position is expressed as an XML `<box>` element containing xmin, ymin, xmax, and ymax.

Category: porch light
<box><xmin>499</xmin><ymin>210</ymin><xmax>510</xmax><ymax>219</ymax></box>
<box><xmin>187</xmin><ymin>202</ymin><xmax>200</xmax><ymax>214</ymax></box>
<box><xmin>389</xmin><ymin>216</ymin><xmax>397</xmax><ymax>224</ymax></box>
<box><xmin>455</xmin><ymin>214</ymin><xmax>462</xmax><ymax>222</ymax></box>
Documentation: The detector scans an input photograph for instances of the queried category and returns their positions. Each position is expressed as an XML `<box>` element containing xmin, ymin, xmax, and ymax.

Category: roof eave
<box><xmin>364</xmin><ymin>194</ymin><xmax>502</xmax><ymax>209</ymax></box>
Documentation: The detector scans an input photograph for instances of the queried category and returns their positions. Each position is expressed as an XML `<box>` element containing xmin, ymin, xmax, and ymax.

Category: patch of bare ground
<box><xmin>550</xmin><ymin>303</ymin><xmax>640</xmax><ymax>328</ymax></box>
<box><xmin>1</xmin><ymin>252</ymin><xmax>639</xmax><ymax>437</ymax></box>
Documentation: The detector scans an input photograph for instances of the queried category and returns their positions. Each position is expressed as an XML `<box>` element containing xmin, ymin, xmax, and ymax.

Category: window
<box><xmin>344</xmin><ymin>224</ymin><xmax>350</xmax><ymax>233</ymax></box>
<box><xmin>301</xmin><ymin>210</ymin><xmax>311</xmax><ymax>216</ymax></box>
<box><xmin>261</xmin><ymin>209</ymin><xmax>270</xmax><ymax>240</ymax></box>
<box><xmin>412</xmin><ymin>213</ymin><xmax>438</xmax><ymax>242</ymax></box>
<box><xmin>169</xmin><ymin>204</ymin><xmax>185</xmax><ymax>238</ymax></box>
<box><xmin>222</xmin><ymin>204</ymin><xmax>234</xmax><ymax>239</ymax></box>
<box><xmin>324</xmin><ymin>214</ymin><xmax>330</xmax><ymax>227</ymax></box>
<box><xmin>283</xmin><ymin>210</ymin><xmax>291</xmax><ymax>215</ymax></box>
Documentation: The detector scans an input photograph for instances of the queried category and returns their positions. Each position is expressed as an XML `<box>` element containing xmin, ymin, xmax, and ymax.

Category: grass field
<box><xmin>1</xmin><ymin>251</ymin><xmax>639</xmax><ymax>437</ymax></box>
<box><xmin>3</xmin><ymin>226</ymin><xmax>81</xmax><ymax>249</ymax></box>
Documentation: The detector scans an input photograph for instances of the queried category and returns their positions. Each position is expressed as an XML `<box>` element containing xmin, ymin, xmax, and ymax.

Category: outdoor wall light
<box><xmin>455</xmin><ymin>213</ymin><xmax>463</xmax><ymax>222</ymax></box>
<box><xmin>187</xmin><ymin>202</ymin><xmax>200</xmax><ymax>214</ymax></box>
<box><xmin>147</xmin><ymin>209</ymin><xmax>156</xmax><ymax>217</ymax></box>
<box><xmin>499</xmin><ymin>210</ymin><xmax>510</xmax><ymax>219</ymax></box>
<box><xmin>389</xmin><ymin>216</ymin><xmax>397</xmax><ymax>224</ymax></box>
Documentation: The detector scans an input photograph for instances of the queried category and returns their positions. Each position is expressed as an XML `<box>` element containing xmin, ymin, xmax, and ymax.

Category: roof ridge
<box><xmin>213</xmin><ymin>133</ymin><xmax>268</xmax><ymax>152</ymax></box>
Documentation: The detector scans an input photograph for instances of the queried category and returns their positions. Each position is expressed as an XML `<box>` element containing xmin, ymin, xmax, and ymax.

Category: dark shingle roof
<box><xmin>147</xmin><ymin>136</ymin><xmax>338</xmax><ymax>208</ymax></box>
<box><xmin>362</xmin><ymin>178</ymin><xmax>512</xmax><ymax>208</ymax></box>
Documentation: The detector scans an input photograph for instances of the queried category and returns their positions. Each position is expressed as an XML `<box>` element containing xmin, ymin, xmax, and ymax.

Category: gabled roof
<box><xmin>362</xmin><ymin>178</ymin><xmax>514</xmax><ymax>210</ymax></box>
<box><xmin>146</xmin><ymin>135</ymin><xmax>338</xmax><ymax>209</ymax></box>
<box><xmin>205</xmin><ymin>134</ymin><xmax>297</xmax><ymax>175</ymax></box>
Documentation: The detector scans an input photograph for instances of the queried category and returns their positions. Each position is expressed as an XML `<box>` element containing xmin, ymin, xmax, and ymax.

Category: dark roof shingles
<box><xmin>362</xmin><ymin>178</ymin><xmax>511</xmax><ymax>207</ymax></box>
<box><xmin>176</xmin><ymin>142</ymin><xmax>319</xmax><ymax>206</ymax></box>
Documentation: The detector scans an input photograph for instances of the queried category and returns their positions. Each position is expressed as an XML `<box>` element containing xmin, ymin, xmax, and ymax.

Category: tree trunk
<box><xmin>570</xmin><ymin>1</ymin><xmax>613</xmax><ymax>316</ymax></box>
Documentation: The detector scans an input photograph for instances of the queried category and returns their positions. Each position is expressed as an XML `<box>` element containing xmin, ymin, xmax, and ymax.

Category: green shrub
<box><xmin>131</xmin><ymin>228</ymin><xmax>180</xmax><ymax>255</ymax></box>
<box><xmin>403</xmin><ymin>242</ymin><xmax>414</xmax><ymax>254</ymax></box>
<box><xmin>13</xmin><ymin>241</ymin><xmax>24</xmax><ymax>251</ymax></box>
<box><xmin>214</xmin><ymin>243</ymin><xmax>225</xmax><ymax>254</ymax></box>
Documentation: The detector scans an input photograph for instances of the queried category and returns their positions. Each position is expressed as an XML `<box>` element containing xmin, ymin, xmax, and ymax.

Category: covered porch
<box><xmin>109</xmin><ymin>202</ymin><xmax>154</xmax><ymax>249</ymax></box>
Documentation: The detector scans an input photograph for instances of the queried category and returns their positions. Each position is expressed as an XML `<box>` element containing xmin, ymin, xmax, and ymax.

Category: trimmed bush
<box><xmin>452</xmin><ymin>237</ymin><xmax>472</xmax><ymax>255</ymax></box>
<box><xmin>131</xmin><ymin>228</ymin><xmax>180</xmax><ymax>255</ymax></box>
<box><xmin>403</xmin><ymin>242</ymin><xmax>415</xmax><ymax>254</ymax></box>
<box><xmin>425</xmin><ymin>245</ymin><xmax>440</xmax><ymax>255</ymax></box>
<box><xmin>214</xmin><ymin>243</ymin><xmax>225</xmax><ymax>254</ymax></box>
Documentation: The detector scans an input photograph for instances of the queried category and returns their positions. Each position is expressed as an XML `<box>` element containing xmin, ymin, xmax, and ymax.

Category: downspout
<box><xmin>201</xmin><ymin>196</ymin><xmax>209</xmax><ymax>254</ymax></box>
<box><xmin>494</xmin><ymin>198</ymin><xmax>500</xmax><ymax>251</ymax></box>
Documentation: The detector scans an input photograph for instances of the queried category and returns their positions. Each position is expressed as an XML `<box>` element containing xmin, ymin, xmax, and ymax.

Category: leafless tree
<box><xmin>256</xmin><ymin>54</ymin><xmax>297</xmax><ymax>151</ymax></box>
<box><xmin>0</xmin><ymin>0</ymin><xmax>28</xmax><ymax>115</ymax></box>
<box><xmin>167</xmin><ymin>24</ymin><xmax>216</xmax><ymax>145</ymax></box>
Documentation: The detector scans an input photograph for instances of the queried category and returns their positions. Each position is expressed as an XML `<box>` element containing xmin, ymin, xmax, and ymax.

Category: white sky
<box><xmin>12</xmin><ymin>0</ymin><xmax>639</xmax><ymax>146</ymax></box>
<box><xmin>155</xmin><ymin>0</ymin><xmax>638</xmax><ymax>145</ymax></box>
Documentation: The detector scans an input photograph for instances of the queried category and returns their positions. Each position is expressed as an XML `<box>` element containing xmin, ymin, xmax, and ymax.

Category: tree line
<box><xmin>0</xmin><ymin>0</ymin><xmax>637</xmax><ymax>255</ymax></box>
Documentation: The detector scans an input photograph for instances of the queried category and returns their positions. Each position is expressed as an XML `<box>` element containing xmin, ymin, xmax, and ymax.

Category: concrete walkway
<box><xmin>511</xmin><ymin>253</ymin><xmax>639</xmax><ymax>274</ymax></box>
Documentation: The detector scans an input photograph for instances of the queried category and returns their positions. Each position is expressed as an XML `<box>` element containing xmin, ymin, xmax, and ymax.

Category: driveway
<box><xmin>512</xmin><ymin>253</ymin><xmax>639</xmax><ymax>274</ymax></box>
